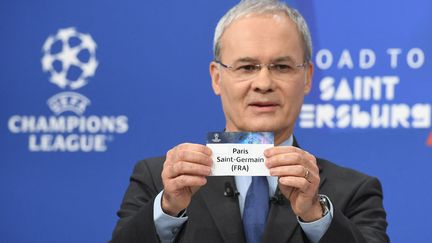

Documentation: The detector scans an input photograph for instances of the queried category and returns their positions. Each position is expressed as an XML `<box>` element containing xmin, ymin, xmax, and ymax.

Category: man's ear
<box><xmin>210</xmin><ymin>61</ymin><xmax>221</xmax><ymax>96</ymax></box>
<box><xmin>304</xmin><ymin>62</ymin><xmax>314</xmax><ymax>95</ymax></box>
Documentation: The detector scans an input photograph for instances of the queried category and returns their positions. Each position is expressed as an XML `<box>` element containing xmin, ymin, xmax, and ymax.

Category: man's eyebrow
<box><xmin>231</xmin><ymin>56</ymin><xmax>298</xmax><ymax>64</ymax></box>
<box><xmin>271</xmin><ymin>56</ymin><xmax>296</xmax><ymax>63</ymax></box>
<box><xmin>232</xmin><ymin>57</ymin><xmax>260</xmax><ymax>64</ymax></box>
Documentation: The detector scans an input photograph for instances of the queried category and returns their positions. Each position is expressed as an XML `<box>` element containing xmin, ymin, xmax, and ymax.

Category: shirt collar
<box><xmin>278</xmin><ymin>134</ymin><xmax>294</xmax><ymax>147</ymax></box>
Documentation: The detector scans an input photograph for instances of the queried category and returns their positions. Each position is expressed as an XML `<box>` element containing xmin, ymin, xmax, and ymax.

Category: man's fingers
<box><xmin>162</xmin><ymin>143</ymin><xmax>213</xmax><ymax>192</ymax></box>
<box><xmin>265</xmin><ymin>148</ymin><xmax>318</xmax><ymax>175</ymax></box>
<box><xmin>176</xmin><ymin>149</ymin><xmax>213</xmax><ymax>166</ymax></box>
<box><xmin>278</xmin><ymin>176</ymin><xmax>313</xmax><ymax>194</ymax></box>
<box><xmin>269</xmin><ymin>164</ymin><xmax>306</xmax><ymax>177</ymax></box>
<box><xmin>166</xmin><ymin>175</ymin><xmax>207</xmax><ymax>192</ymax></box>
<box><xmin>168</xmin><ymin>161</ymin><xmax>211</xmax><ymax>178</ymax></box>
<box><xmin>264</xmin><ymin>146</ymin><xmax>301</xmax><ymax>157</ymax></box>
<box><xmin>266</xmin><ymin>152</ymin><xmax>304</xmax><ymax>168</ymax></box>
<box><xmin>176</xmin><ymin>143</ymin><xmax>212</xmax><ymax>156</ymax></box>
<box><xmin>265</xmin><ymin>146</ymin><xmax>317</xmax><ymax>166</ymax></box>
<box><xmin>166</xmin><ymin>143</ymin><xmax>212</xmax><ymax>168</ymax></box>
<box><xmin>266</xmin><ymin>152</ymin><xmax>317</xmax><ymax>172</ymax></box>
<box><xmin>271</xmin><ymin>165</ymin><xmax>318</xmax><ymax>183</ymax></box>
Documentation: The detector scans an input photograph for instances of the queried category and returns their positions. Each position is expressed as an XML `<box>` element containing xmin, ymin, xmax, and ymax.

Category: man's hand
<box><xmin>161</xmin><ymin>143</ymin><xmax>212</xmax><ymax>216</ymax></box>
<box><xmin>265</xmin><ymin>146</ymin><xmax>322</xmax><ymax>222</ymax></box>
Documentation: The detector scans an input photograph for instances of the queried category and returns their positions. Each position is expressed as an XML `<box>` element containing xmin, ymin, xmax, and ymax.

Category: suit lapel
<box><xmin>318</xmin><ymin>160</ymin><xmax>326</xmax><ymax>187</ymax></box>
<box><xmin>199</xmin><ymin>176</ymin><xmax>246</xmax><ymax>243</ymax></box>
<box><xmin>262</xmin><ymin>193</ymin><xmax>300</xmax><ymax>242</ymax></box>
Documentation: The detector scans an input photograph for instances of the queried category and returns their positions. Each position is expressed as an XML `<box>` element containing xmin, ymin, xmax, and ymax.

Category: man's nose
<box><xmin>251</xmin><ymin>67</ymin><xmax>275</xmax><ymax>93</ymax></box>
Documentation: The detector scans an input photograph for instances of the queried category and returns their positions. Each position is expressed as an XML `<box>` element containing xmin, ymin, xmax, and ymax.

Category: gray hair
<box><xmin>213</xmin><ymin>0</ymin><xmax>312</xmax><ymax>63</ymax></box>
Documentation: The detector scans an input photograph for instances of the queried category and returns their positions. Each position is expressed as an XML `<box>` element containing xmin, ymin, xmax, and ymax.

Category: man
<box><xmin>111</xmin><ymin>0</ymin><xmax>389</xmax><ymax>242</ymax></box>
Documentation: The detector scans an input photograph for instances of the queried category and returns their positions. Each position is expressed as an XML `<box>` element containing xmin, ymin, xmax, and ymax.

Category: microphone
<box><xmin>270</xmin><ymin>190</ymin><xmax>284</xmax><ymax>205</ymax></box>
<box><xmin>224</xmin><ymin>182</ymin><xmax>239</xmax><ymax>198</ymax></box>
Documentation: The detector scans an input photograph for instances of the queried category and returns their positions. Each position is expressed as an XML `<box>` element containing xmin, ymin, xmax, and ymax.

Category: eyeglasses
<box><xmin>215</xmin><ymin>60</ymin><xmax>307</xmax><ymax>81</ymax></box>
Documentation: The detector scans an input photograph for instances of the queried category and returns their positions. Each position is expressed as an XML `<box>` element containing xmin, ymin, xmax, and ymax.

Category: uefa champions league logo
<box><xmin>42</xmin><ymin>27</ymin><xmax>97</xmax><ymax>115</ymax></box>
<box><xmin>7</xmin><ymin>26</ymin><xmax>128</xmax><ymax>152</ymax></box>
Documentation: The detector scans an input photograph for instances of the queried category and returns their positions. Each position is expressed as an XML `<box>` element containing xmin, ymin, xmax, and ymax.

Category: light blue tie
<box><xmin>243</xmin><ymin>176</ymin><xmax>269</xmax><ymax>243</ymax></box>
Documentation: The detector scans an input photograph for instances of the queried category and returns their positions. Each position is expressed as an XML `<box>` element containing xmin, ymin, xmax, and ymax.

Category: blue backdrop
<box><xmin>1</xmin><ymin>0</ymin><xmax>431</xmax><ymax>242</ymax></box>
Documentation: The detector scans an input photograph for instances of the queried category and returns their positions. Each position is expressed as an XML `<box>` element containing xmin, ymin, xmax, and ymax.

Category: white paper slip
<box><xmin>206</xmin><ymin>132</ymin><xmax>274</xmax><ymax>176</ymax></box>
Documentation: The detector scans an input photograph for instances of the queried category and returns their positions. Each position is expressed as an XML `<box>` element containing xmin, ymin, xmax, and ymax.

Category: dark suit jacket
<box><xmin>111</xmin><ymin>156</ymin><xmax>389</xmax><ymax>243</ymax></box>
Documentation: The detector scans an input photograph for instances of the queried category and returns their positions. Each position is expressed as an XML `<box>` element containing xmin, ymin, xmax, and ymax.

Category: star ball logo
<box><xmin>8</xmin><ymin>27</ymin><xmax>129</xmax><ymax>152</ymax></box>
<box><xmin>42</xmin><ymin>27</ymin><xmax>98</xmax><ymax>91</ymax></box>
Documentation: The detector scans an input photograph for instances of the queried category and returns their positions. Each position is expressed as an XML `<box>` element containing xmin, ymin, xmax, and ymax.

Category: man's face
<box><xmin>210</xmin><ymin>14</ymin><xmax>313</xmax><ymax>144</ymax></box>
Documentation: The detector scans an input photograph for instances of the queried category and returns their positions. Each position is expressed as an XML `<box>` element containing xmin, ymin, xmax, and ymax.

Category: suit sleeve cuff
<box><xmin>153</xmin><ymin>190</ymin><xmax>188</xmax><ymax>243</ymax></box>
<box><xmin>297</xmin><ymin>195</ymin><xmax>334</xmax><ymax>243</ymax></box>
